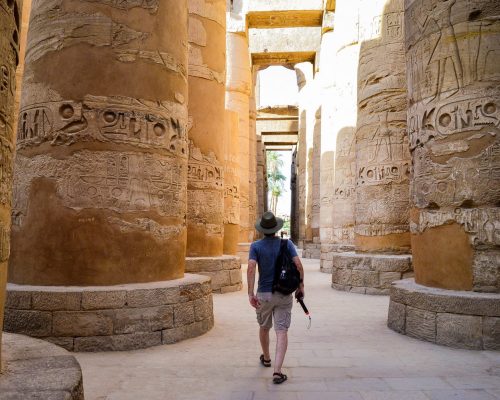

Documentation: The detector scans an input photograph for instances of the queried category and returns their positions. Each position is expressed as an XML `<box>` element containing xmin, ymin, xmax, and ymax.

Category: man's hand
<box><xmin>295</xmin><ymin>284</ymin><xmax>305</xmax><ymax>300</ymax></box>
<box><xmin>249</xmin><ymin>294</ymin><xmax>260</xmax><ymax>309</ymax></box>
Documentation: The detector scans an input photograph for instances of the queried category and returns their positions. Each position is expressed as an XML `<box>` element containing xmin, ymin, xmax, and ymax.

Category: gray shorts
<box><xmin>256</xmin><ymin>292</ymin><xmax>293</xmax><ymax>331</ymax></box>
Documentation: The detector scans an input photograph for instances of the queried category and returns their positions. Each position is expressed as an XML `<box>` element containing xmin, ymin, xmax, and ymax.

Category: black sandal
<box><xmin>273</xmin><ymin>372</ymin><xmax>287</xmax><ymax>384</ymax></box>
<box><xmin>260</xmin><ymin>354</ymin><xmax>271</xmax><ymax>367</ymax></box>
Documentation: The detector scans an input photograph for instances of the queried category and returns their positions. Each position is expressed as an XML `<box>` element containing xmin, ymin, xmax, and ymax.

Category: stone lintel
<box><xmin>265</xmin><ymin>145</ymin><xmax>294</xmax><ymax>151</ymax></box>
<box><xmin>250</xmin><ymin>26</ymin><xmax>320</xmax><ymax>54</ymax></box>
<box><xmin>4</xmin><ymin>275</ymin><xmax>214</xmax><ymax>352</ymax></box>
<box><xmin>248</xmin><ymin>10</ymin><xmax>323</xmax><ymax>29</ymax></box>
<box><xmin>0</xmin><ymin>333</ymin><xmax>84</xmax><ymax>399</ymax></box>
<box><xmin>252</xmin><ymin>51</ymin><xmax>316</xmax><ymax>67</ymax></box>
<box><xmin>257</xmin><ymin>105</ymin><xmax>298</xmax><ymax>117</ymax></box>
<box><xmin>185</xmin><ymin>255</ymin><xmax>242</xmax><ymax>293</ymax></box>
<box><xmin>257</xmin><ymin>119</ymin><xmax>299</xmax><ymax>133</ymax></box>
<box><xmin>331</xmin><ymin>252</ymin><xmax>413</xmax><ymax>294</ymax></box>
<box><xmin>388</xmin><ymin>279</ymin><xmax>500</xmax><ymax>350</ymax></box>
<box><xmin>262</xmin><ymin>133</ymin><xmax>298</xmax><ymax>145</ymax></box>
<box><xmin>247</xmin><ymin>0</ymin><xmax>324</xmax><ymax>13</ymax></box>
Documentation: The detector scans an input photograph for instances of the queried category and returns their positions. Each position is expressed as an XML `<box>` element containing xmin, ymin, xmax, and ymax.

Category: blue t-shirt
<box><xmin>249</xmin><ymin>236</ymin><xmax>298</xmax><ymax>293</ymax></box>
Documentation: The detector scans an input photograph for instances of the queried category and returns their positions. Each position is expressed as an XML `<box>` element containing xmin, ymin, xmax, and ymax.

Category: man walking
<box><xmin>247</xmin><ymin>211</ymin><xmax>305</xmax><ymax>384</ymax></box>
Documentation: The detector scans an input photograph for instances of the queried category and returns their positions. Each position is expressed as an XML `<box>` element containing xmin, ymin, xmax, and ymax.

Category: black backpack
<box><xmin>273</xmin><ymin>239</ymin><xmax>301</xmax><ymax>295</ymax></box>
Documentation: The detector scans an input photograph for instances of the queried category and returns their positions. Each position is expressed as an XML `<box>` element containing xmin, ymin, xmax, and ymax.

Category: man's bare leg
<box><xmin>260</xmin><ymin>327</ymin><xmax>271</xmax><ymax>360</ymax></box>
<box><xmin>274</xmin><ymin>330</ymin><xmax>288</xmax><ymax>374</ymax></box>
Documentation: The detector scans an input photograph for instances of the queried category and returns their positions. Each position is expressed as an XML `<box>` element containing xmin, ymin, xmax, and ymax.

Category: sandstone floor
<box><xmin>75</xmin><ymin>258</ymin><xmax>500</xmax><ymax>400</ymax></box>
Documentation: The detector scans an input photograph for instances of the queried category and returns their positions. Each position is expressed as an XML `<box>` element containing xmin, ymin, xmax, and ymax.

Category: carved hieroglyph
<box><xmin>10</xmin><ymin>0</ymin><xmax>189</xmax><ymax>286</ymax></box>
<box><xmin>223</xmin><ymin>110</ymin><xmax>240</xmax><ymax>255</ymax></box>
<box><xmin>355</xmin><ymin>0</ymin><xmax>411</xmax><ymax>253</ymax></box>
<box><xmin>0</xmin><ymin>0</ymin><xmax>20</xmax><ymax>369</ymax></box>
<box><xmin>187</xmin><ymin>0</ymin><xmax>226</xmax><ymax>256</ymax></box>
<box><xmin>226</xmin><ymin>31</ymin><xmax>252</xmax><ymax>243</ymax></box>
<box><xmin>406</xmin><ymin>0</ymin><xmax>500</xmax><ymax>292</ymax></box>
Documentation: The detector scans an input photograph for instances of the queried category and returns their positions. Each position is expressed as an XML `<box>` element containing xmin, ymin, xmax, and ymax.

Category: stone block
<box><xmin>75</xmin><ymin>333</ymin><xmax>161</xmax><ymax>352</ymax></box>
<box><xmin>184</xmin><ymin>320</ymin><xmax>210</xmax><ymax>339</ymax></box>
<box><xmin>161</xmin><ymin>326</ymin><xmax>187</xmax><ymax>344</ymax></box>
<box><xmin>180</xmin><ymin>283</ymin><xmax>204</xmax><ymax>302</ymax></box>
<box><xmin>81</xmin><ymin>290</ymin><xmax>126</xmax><ymax>310</ymax></box>
<box><xmin>5</xmin><ymin>290</ymin><xmax>31</xmax><ymax>310</ymax></box>
<box><xmin>351</xmin><ymin>270</ymin><xmax>379</xmax><ymax>287</ymax></box>
<box><xmin>365</xmin><ymin>287</ymin><xmax>390</xmax><ymax>295</ymax></box>
<box><xmin>387</xmin><ymin>300</ymin><xmax>406</xmax><ymax>333</ymax></box>
<box><xmin>206</xmin><ymin>270</ymin><xmax>231</xmax><ymax>290</ymax></box>
<box><xmin>201</xmin><ymin>280</ymin><xmax>212</xmax><ymax>295</ymax></box>
<box><xmin>52</xmin><ymin>311</ymin><xmax>113</xmax><ymax>337</ymax></box>
<box><xmin>229</xmin><ymin>269</ymin><xmax>242</xmax><ymax>285</ymax></box>
<box><xmin>31</xmin><ymin>292</ymin><xmax>81</xmax><ymax>311</ymax></box>
<box><xmin>379</xmin><ymin>272</ymin><xmax>402</xmax><ymax>289</ymax></box>
<box><xmin>44</xmin><ymin>337</ymin><xmax>75</xmax><ymax>352</ymax></box>
<box><xmin>126</xmin><ymin>287</ymin><xmax>180</xmax><ymax>308</ymax></box>
<box><xmin>220</xmin><ymin>284</ymin><xmax>242</xmax><ymax>293</ymax></box>
<box><xmin>4</xmin><ymin>310</ymin><xmax>52</xmax><ymax>337</ymax></box>
<box><xmin>406</xmin><ymin>306</ymin><xmax>436</xmax><ymax>343</ymax></box>
<box><xmin>332</xmin><ymin>268</ymin><xmax>352</xmax><ymax>285</ymax></box>
<box><xmin>112</xmin><ymin>306</ymin><xmax>173</xmax><ymax>334</ymax></box>
<box><xmin>185</xmin><ymin>257</ymin><xmax>222</xmax><ymax>273</ymax></box>
<box><xmin>483</xmin><ymin>317</ymin><xmax>500</xmax><ymax>350</ymax></box>
<box><xmin>436</xmin><ymin>313</ymin><xmax>482</xmax><ymax>350</ymax></box>
<box><xmin>194</xmin><ymin>296</ymin><xmax>212</xmax><ymax>322</ymax></box>
<box><xmin>372</xmin><ymin>256</ymin><xmax>412</xmax><ymax>272</ymax></box>
<box><xmin>174</xmin><ymin>302</ymin><xmax>195</xmax><ymax>327</ymax></box>
<box><xmin>332</xmin><ymin>283</ymin><xmax>350</xmax><ymax>292</ymax></box>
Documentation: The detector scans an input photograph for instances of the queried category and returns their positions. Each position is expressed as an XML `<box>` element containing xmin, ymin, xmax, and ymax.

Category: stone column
<box><xmin>0</xmin><ymin>0</ymin><xmax>21</xmax><ymax>369</ymax></box>
<box><xmin>331</xmin><ymin>0</ymin><xmax>413</xmax><ymax>294</ymax></box>
<box><xmin>320</xmin><ymin>0</ymin><xmax>359</xmax><ymax>273</ymax></box>
<box><xmin>248</xmin><ymin>88</ymin><xmax>257</xmax><ymax>240</ymax></box>
<box><xmin>6</xmin><ymin>0</ymin><xmax>214</xmax><ymax>351</ymax></box>
<box><xmin>226</xmin><ymin>26</ymin><xmax>252</xmax><ymax>259</ymax></box>
<box><xmin>388</xmin><ymin>0</ymin><xmax>500</xmax><ymax>350</ymax></box>
<box><xmin>184</xmin><ymin>0</ymin><xmax>241</xmax><ymax>294</ymax></box>
<box><xmin>223</xmin><ymin>109</ymin><xmax>240</xmax><ymax>255</ymax></box>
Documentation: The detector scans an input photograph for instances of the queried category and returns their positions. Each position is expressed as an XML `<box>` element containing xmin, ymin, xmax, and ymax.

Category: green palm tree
<box><xmin>266</xmin><ymin>151</ymin><xmax>286</xmax><ymax>214</ymax></box>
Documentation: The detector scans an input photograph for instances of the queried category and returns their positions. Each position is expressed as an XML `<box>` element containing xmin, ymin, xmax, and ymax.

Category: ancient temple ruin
<box><xmin>0</xmin><ymin>0</ymin><xmax>498</xmax><ymax>396</ymax></box>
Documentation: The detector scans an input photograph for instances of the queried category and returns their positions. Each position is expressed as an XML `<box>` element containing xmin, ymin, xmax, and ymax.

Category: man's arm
<box><xmin>247</xmin><ymin>259</ymin><xmax>260</xmax><ymax>308</ymax></box>
<box><xmin>293</xmin><ymin>256</ymin><xmax>305</xmax><ymax>298</ymax></box>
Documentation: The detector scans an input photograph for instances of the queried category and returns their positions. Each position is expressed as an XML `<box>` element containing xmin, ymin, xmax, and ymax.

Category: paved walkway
<box><xmin>76</xmin><ymin>258</ymin><xmax>500</xmax><ymax>400</ymax></box>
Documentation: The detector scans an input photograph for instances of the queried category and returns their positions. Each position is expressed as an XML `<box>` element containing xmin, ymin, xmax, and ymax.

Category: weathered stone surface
<box><xmin>4</xmin><ymin>310</ymin><xmax>52</xmax><ymax>337</ymax></box>
<box><xmin>32</xmin><ymin>292</ymin><xmax>81</xmax><ymax>311</ymax></box>
<box><xmin>5</xmin><ymin>291</ymin><xmax>31</xmax><ymax>310</ymax></box>
<box><xmin>387</xmin><ymin>300</ymin><xmax>405</xmax><ymax>333</ymax></box>
<box><xmin>5</xmin><ymin>275</ymin><xmax>213</xmax><ymax>352</ymax></box>
<box><xmin>390</xmin><ymin>279</ymin><xmax>500</xmax><ymax>316</ymax></box>
<box><xmin>53</xmin><ymin>311</ymin><xmax>114</xmax><ymax>337</ymax></box>
<box><xmin>379</xmin><ymin>272</ymin><xmax>403</xmax><ymax>289</ymax></box>
<box><xmin>406</xmin><ymin>306</ymin><xmax>436</xmax><ymax>343</ymax></box>
<box><xmin>0</xmin><ymin>334</ymin><xmax>83</xmax><ymax>399</ymax></box>
<box><xmin>9</xmin><ymin>0</ymin><xmax>189</xmax><ymax>287</ymax></box>
<box><xmin>351</xmin><ymin>270</ymin><xmax>379</xmax><ymax>288</ymax></box>
<box><xmin>483</xmin><ymin>317</ymin><xmax>500</xmax><ymax>351</ymax></box>
<box><xmin>436</xmin><ymin>314</ymin><xmax>483</xmax><ymax>350</ymax></box>
<box><xmin>81</xmin><ymin>290</ymin><xmax>126</xmax><ymax>310</ymax></box>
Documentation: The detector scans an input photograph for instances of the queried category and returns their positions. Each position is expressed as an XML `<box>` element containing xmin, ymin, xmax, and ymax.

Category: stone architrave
<box><xmin>223</xmin><ymin>110</ymin><xmax>240</xmax><ymax>255</ymax></box>
<box><xmin>7</xmin><ymin>0</ymin><xmax>214</xmax><ymax>350</ymax></box>
<box><xmin>0</xmin><ymin>0</ymin><xmax>21</xmax><ymax>369</ymax></box>
<box><xmin>187</xmin><ymin>0</ymin><xmax>226</xmax><ymax>257</ymax></box>
<box><xmin>355</xmin><ymin>0</ymin><xmax>411</xmax><ymax>254</ymax></box>
<box><xmin>388</xmin><ymin>0</ymin><xmax>500</xmax><ymax>349</ymax></box>
<box><xmin>226</xmin><ymin>30</ymin><xmax>252</xmax><ymax>246</ymax></box>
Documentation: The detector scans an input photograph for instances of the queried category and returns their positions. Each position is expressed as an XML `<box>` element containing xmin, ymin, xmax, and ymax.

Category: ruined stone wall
<box><xmin>187</xmin><ymin>0</ymin><xmax>226</xmax><ymax>257</ymax></box>
<box><xmin>9</xmin><ymin>0</ymin><xmax>189</xmax><ymax>286</ymax></box>
<box><xmin>0</xmin><ymin>0</ymin><xmax>21</xmax><ymax>370</ymax></box>
<box><xmin>223</xmin><ymin>110</ymin><xmax>240</xmax><ymax>255</ymax></box>
<box><xmin>355</xmin><ymin>0</ymin><xmax>411</xmax><ymax>254</ymax></box>
<box><xmin>406</xmin><ymin>0</ymin><xmax>500</xmax><ymax>293</ymax></box>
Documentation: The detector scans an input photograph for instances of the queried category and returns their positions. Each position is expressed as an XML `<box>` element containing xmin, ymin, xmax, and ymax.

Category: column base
<box><xmin>331</xmin><ymin>252</ymin><xmax>412</xmax><ymax>295</ymax></box>
<box><xmin>0</xmin><ymin>333</ymin><xmax>84</xmax><ymax>398</ymax></box>
<box><xmin>388</xmin><ymin>279</ymin><xmax>500</xmax><ymax>350</ymax></box>
<box><xmin>320</xmin><ymin>244</ymin><xmax>355</xmax><ymax>273</ymax></box>
<box><xmin>4</xmin><ymin>275</ymin><xmax>214</xmax><ymax>352</ymax></box>
<box><xmin>302</xmin><ymin>238</ymin><xmax>321</xmax><ymax>259</ymax></box>
<box><xmin>237</xmin><ymin>242</ymin><xmax>252</xmax><ymax>263</ymax></box>
<box><xmin>185</xmin><ymin>255</ymin><xmax>242</xmax><ymax>293</ymax></box>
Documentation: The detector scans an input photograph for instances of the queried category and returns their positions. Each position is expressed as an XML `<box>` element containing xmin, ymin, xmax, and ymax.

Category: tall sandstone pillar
<box><xmin>226</xmin><ymin>11</ymin><xmax>252</xmax><ymax>259</ymax></box>
<box><xmin>248</xmin><ymin>88</ymin><xmax>257</xmax><ymax>241</ymax></box>
<box><xmin>223</xmin><ymin>110</ymin><xmax>240</xmax><ymax>255</ymax></box>
<box><xmin>320</xmin><ymin>0</ymin><xmax>359</xmax><ymax>273</ymax></box>
<box><xmin>331</xmin><ymin>0</ymin><xmax>413</xmax><ymax>294</ymax></box>
<box><xmin>0</xmin><ymin>0</ymin><xmax>21</xmax><ymax>369</ymax></box>
<box><xmin>5</xmin><ymin>0</ymin><xmax>214</xmax><ymax>351</ymax></box>
<box><xmin>388</xmin><ymin>0</ymin><xmax>500</xmax><ymax>350</ymax></box>
<box><xmin>184</xmin><ymin>0</ymin><xmax>241</xmax><ymax>294</ymax></box>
